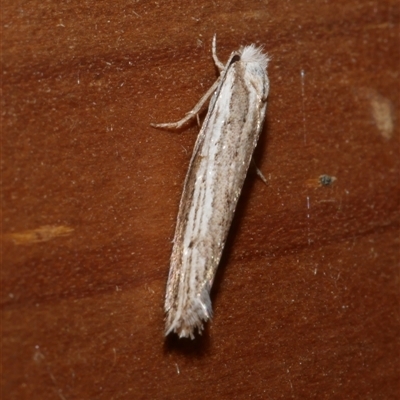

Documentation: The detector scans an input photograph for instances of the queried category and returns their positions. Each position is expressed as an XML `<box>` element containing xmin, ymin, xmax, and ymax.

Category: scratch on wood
<box><xmin>4</xmin><ymin>225</ymin><xmax>74</xmax><ymax>245</ymax></box>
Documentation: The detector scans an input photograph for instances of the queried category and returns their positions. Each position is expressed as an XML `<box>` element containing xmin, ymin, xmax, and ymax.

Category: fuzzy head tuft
<box><xmin>240</xmin><ymin>44</ymin><xmax>270</xmax><ymax>70</ymax></box>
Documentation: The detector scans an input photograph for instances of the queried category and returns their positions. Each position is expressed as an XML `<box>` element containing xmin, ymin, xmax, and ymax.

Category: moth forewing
<box><xmin>154</xmin><ymin>38</ymin><xmax>270</xmax><ymax>339</ymax></box>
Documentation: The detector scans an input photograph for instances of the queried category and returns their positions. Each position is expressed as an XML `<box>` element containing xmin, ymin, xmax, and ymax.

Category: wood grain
<box><xmin>2</xmin><ymin>0</ymin><xmax>399</xmax><ymax>398</ymax></box>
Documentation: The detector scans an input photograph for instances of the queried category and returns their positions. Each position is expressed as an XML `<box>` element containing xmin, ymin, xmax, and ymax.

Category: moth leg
<box><xmin>212</xmin><ymin>34</ymin><xmax>225</xmax><ymax>73</ymax></box>
<box><xmin>251</xmin><ymin>158</ymin><xmax>268</xmax><ymax>185</ymax></box>
<box><xmin>151</xmin><ymin>77</ymin><xmax>220</xmax><ymax>129</ymax></box>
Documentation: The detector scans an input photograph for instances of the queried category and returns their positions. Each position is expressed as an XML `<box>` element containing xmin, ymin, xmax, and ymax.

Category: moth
<box><xmin>152</xmin><ymin>36</ymin><xmax>270</xmax><ymax>338</ymax></box>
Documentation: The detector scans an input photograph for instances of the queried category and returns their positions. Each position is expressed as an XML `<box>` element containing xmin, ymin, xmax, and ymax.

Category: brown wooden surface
<box><xmin>2</xmin><ymin>1</ymin><xmax>399</xmax><ymax>399</ymax></box>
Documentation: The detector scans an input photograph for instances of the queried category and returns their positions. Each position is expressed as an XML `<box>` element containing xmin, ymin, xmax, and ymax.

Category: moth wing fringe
<box><xmin>165</xmin><ymin>288</ymin><xmax>213</xmax><ymax>339</ymax></box>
